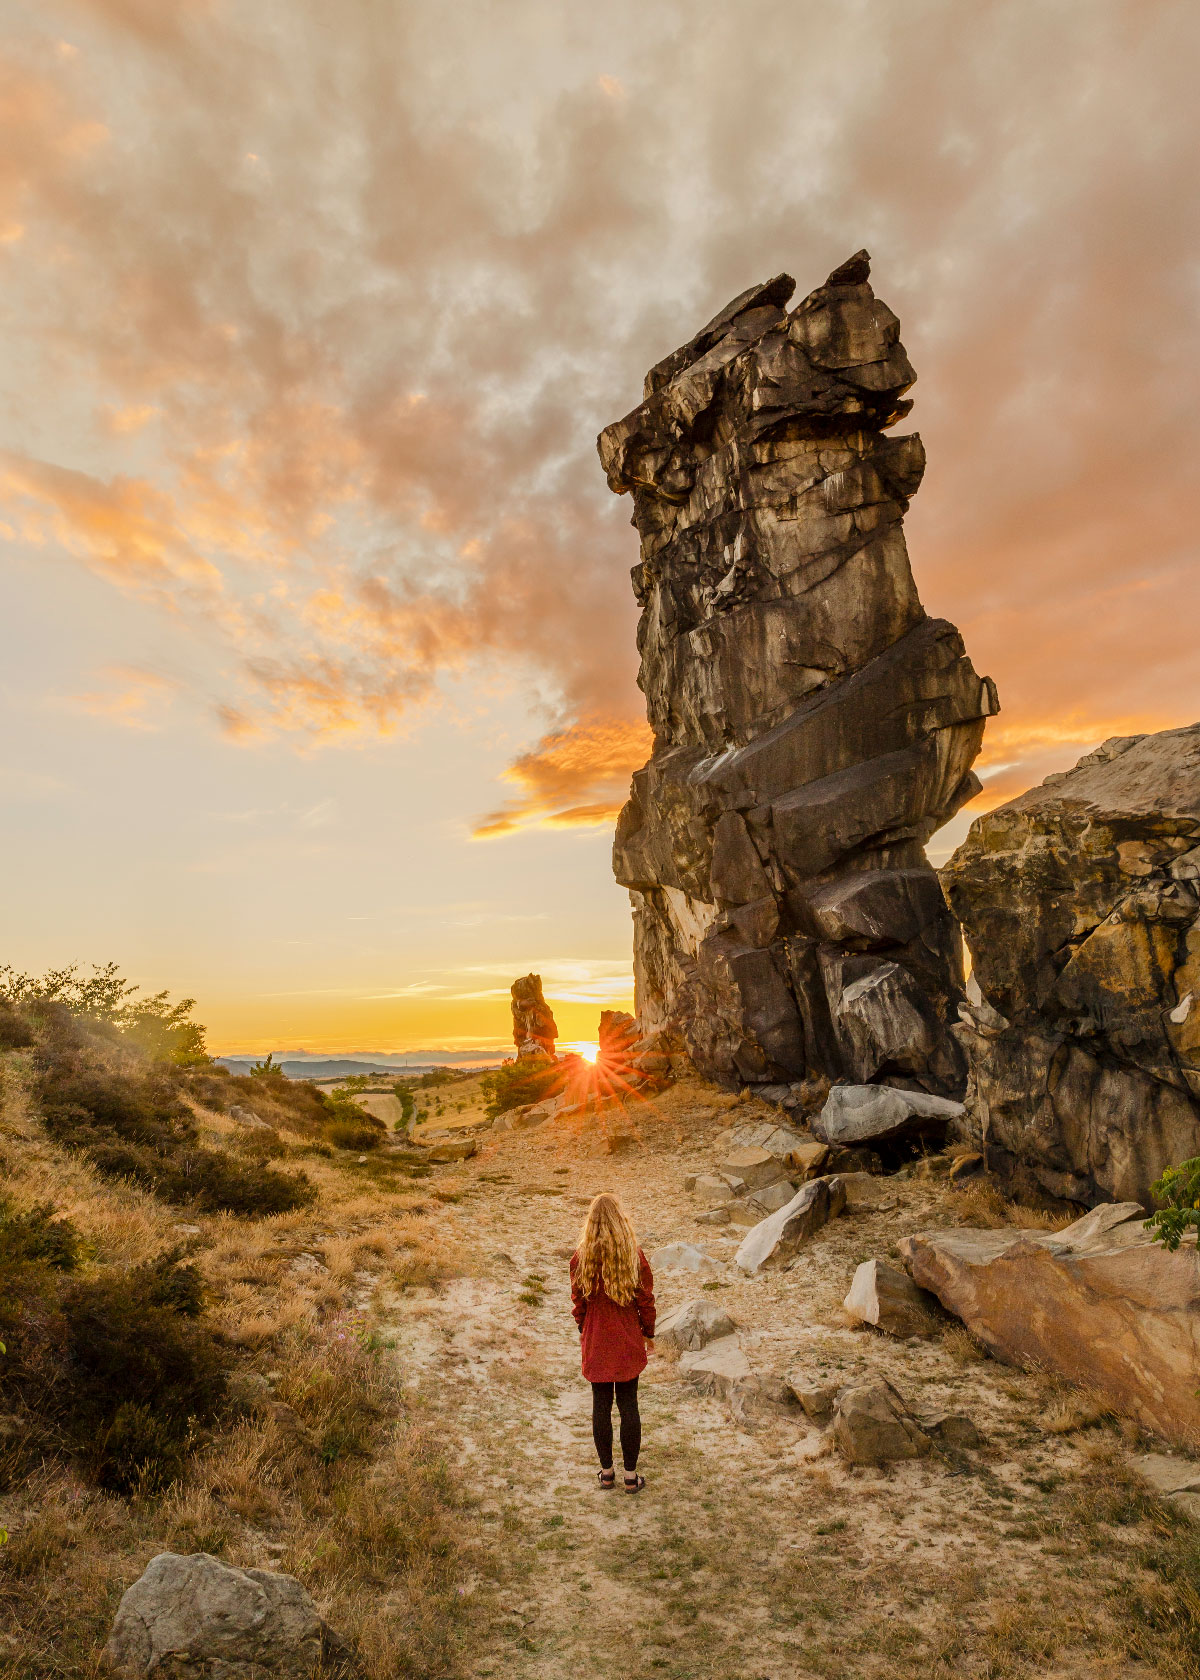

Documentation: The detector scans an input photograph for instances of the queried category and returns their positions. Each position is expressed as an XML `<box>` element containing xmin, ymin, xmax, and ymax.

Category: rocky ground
<box><xmin>3</xmin><ymin>1062</ymin><xmax>1198</xmax><ymax>1679</ymax></box>
<box><xmin>395</xmin><ymin>1075</ymin><xmax>1198</xmax><ymax>1680</ymax></box>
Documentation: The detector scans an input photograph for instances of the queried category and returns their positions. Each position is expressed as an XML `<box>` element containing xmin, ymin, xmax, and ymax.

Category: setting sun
<box><xmin>566</xmin><ymin>1039</ymin><xmax>600</xmax><ymax>1063</ymax></box>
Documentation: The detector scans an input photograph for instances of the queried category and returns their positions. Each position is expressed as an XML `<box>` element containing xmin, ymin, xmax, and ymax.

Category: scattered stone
<box><xmin>172</xmin><ymin>1224</ymin><xmax>202</xmax><ymax>1237</ymax></box>
<box><xmin>104</xmin><ymin>1551</ymin><xmax>358</xmax><ymax>1677</ymax></box>
<box><xmin>728</xmin><ymin>1120</ymin><xmax>811</xmax><ymax>1160</ymax></box>
<box><xmin>945</xmin><ymin>724</ymin><xmax>1200</xmax><ymax>1206</ymax></box>
<box><xmin>786</xmin><ymin>1374</ymin><xmax>838</xmax><ymax>1422</ymax></box>
<box><xmin>656</xmin><ymin>1298</ymin><xmax>738</xmax><ymax>1352</ymax></box>
<box><xmin>650</xmin><ymin>1243</ymin><xmax>726</xmax><ymax>1278</ymax></box>
<box><xmin>921</xmin><ymin>1412</ymin><xmax>982</xmax><ymax>1449</ymax></box>
<box><xmin>836</xmin><ymin>1172</ymin><xmax>892</xmax><ymax>1207</ymax></box>
<box><xmin>229</xmin><ymin>1105</ymin><xmax>274</xmax><ymax>1131</ymax></box>
<box><xmin>726</xmin><ymin>1201</ymin><xmax>764</xmax><ymax>1228</ymax></box>
<box><xmin>813</xmin><ymin>1084</ymin><xmax>965</xmax><ymax>1149</ymax></box>
<box><xmin>288</xmin><ymin>1252</ymin><xmax>328</xmax><ymax>1278</ymax></box>
<box><xmin>600</xmin><ymin>252</ymin><xmax>995</xmax><ymax>1093</ymax></box>
<box><xmin>900</xmin><ymin>1204</ymin><xmax>1200</xmax><ymax>1446</ymax></box>
<box><xmin>785</xmin><ymin>1140</ymin><xmax>830</xmax><ymax>1178</ymax></box>
<box><xmin>734</xmin><ymin>1176</ymin><xmax>846</xmax><ymax>1275</ymax></box>
<box><xmin>679</xmin><ymin>1335</ymin><xmax>754</xmax><ymax>1400</ymax></box>
<box><xmin>719</xmin><ymin>1145</ymin><xmax>787</xmax><ymax>1191</ymax></box>
<box><xmin>844</xmin><ymin>1259</ymin><xmax>940</xmax><ymax>1338</ymax></box>
<box><xmin>695</xmin><ymin>1206</ymin><xmax>731</xmax><ymax>1226</ymax></box>
<box><xmin>693</xmin><ymin>1173</ymin><xmax>737</xmax><ymax>1206</ymax></box>
<box><xmin>427</xmin><ymin>1138</ymin><xmax>478</xmax><ymax>1163</ymax></box>
<box><xmin>833</xmin><ymin>1379</ymin><xmax>931</xmax><ymax>1465</ymax></box>
<box><xmin>746</xmin><ymin>1179</ymin><xmax>798</xmax><ymax>1216</ymax></box>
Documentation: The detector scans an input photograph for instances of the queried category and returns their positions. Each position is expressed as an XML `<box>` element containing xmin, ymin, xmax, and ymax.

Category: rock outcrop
<box><xmin>945</xmin><ymin>727</ymin><xmax>1200</xmax><ymax>1205</ymax></box>
<box><xmin>899</xmin><ymin>1204</ymin><xmax>1200</xmax><ymax>1448</ymax></box>
<box><xmin>510</xmin><ymin>973</ymin><xmax>557</xmax><ymax>1060</ymax></box>
<box><xmin>599</xmin><ymin>251</ymin><xmax>996</xmax><ymax>1094</ymax></box>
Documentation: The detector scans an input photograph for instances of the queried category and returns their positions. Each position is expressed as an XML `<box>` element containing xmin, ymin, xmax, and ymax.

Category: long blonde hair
<box><xmin>574</xmin><ymin>1193</ymin><xmax>641</xmax><ymax>1305</ymax></box>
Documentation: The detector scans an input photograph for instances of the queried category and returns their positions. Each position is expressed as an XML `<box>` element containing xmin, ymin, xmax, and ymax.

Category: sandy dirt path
<box><xmin>381</xmin><ymin>1079</ymin><xmax>1177</xmax><ymax>1680</ymax></box>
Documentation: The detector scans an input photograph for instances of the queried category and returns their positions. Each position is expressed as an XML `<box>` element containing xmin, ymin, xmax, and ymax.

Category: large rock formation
<box><xmin>598</xmin><ymin>251</ymin><xmax>997</xmax><ymax>1093</ymax></box>
<box><xmin>510</xmin><ymin>972</ymin><xmax>557</xmax><ymax>1060</ymax></box>
<box><xmin>944</xmin><ymin>727</ymin><xmax>1200</xmax><ymax>1205</ymax></box>
<box><xmin>900</xmin><ymin>1204</ymin><xmax>1200</xmax><ymax>1448</ymax></box>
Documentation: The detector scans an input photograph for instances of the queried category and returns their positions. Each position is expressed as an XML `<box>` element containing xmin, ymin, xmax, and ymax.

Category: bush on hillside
<box><xmin>31</xmin><ymin>1011</ymin><xmax>316</xmax><ymax>1217</ymax></box>
<box><xmin>480</xmin><ymin>1059</ymin><xmax>561</xmax><ymax>1120</ymax></box>
<box><xmin>0</xmin><ymin>1205</ymin><xmax>230</xmax><ymax>1494</ymax></box>
<box><xmin>323</xmin><ymin>1097</ymin><xmax>387</xmax><ymax>1153</ymax></box>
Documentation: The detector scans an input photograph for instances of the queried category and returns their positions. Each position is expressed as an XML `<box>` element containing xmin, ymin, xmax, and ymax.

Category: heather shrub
<box><xmin>480</xmin><ymin>1058</ymin><xmax>561</xmax><ymax>1119</ymax></box>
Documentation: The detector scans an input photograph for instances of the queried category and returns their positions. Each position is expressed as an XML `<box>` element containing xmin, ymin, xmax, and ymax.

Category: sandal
<box><xmin>597</xmin><ymin>1468</ymin><xmax>616</xmax><ymax>1489</ymax></box>
<box><xmin>623</xmin><ymin>1473</ymin><xmax>646</xmax><ymax>1495</ymax></box>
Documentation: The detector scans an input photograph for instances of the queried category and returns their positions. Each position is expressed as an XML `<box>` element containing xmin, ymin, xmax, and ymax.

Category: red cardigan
<box><xmin>570</xmin><ymin>1248</ymin><xmax>656</xmax><ymax>1383</ymax></box>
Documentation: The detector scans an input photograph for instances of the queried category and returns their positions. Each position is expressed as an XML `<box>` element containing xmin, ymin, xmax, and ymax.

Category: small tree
<box><xmin>249</xmin><ymin>1052</ymin><xmax>285</xmax><ymax>1079</ymax></box>
<box><xmin>1144</xmin><ymin>1157</ymin><xmax>1200</xmax><ymax>1252</ymax></box>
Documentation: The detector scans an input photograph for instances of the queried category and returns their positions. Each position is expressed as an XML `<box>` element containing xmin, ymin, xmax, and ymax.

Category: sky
<box><xmin>0</xmin><ymin>0</ymin><xmax>1197</xmax><ymax>1055</ymax></box>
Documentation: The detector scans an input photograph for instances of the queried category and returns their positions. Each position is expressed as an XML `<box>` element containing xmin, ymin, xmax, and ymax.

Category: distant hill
<box><xmin>215</xmin><ymin>1056</ymin><xmax>501</xmax><ymax>1081</ymax></box>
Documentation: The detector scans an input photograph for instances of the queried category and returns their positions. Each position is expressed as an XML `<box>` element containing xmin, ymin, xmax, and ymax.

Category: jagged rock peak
<box><xmin>598</xmin><ymin>253</ymin><xmax>996</xmax><ymax>1096</ymax></box>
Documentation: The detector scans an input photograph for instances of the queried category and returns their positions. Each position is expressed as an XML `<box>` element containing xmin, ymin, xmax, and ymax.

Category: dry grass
<box><xmin>0</xmin><ymin>1045</ymin><xmax>487</xmax><ymax>1679</ymax></box>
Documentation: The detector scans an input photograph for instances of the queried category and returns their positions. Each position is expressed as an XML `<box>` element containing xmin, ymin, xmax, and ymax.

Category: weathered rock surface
<box><xmin>679</xmin><ymin>1334</ymin><xmax>753</xmax><ymax>1399</ymax></box>
<box><xmin>832</xmin><ymin>1378</ymin><xmax>931</xmax><ymax>1465</ymax></box>
<box><xmin>510</xmin><ymin>972</ymin><xmax>557</xmax><ymax>1060</ymax></box>
<box><xmin>812</xmin><ymin>1082</ymin><xmax>964</xmax><ymax>1149</ymax></box>
<box><xmin>719</xmin><ymin>1144</ymin><xmax>787</xmax><ymax>1191</ymax></box>
<box><xmin>922</xmin><ymin>1411</ymin><xmax>982</xmax><ymax>1449</ymax></box>
<box><xmin>786</xmin><ymin>1374</ymin><xmax>838</xmax><ymax>1421</ymax></box>
<box><xmin>657</xmin><ymin>1297</ymin><xmax>738</xmax><ymax>1352</ymax></box>
<box><xmin>844</xmin><ymin>1258</ymin><xmax>940</xmax><ymax>1337</ymax></box>
<box><xmin>899</xmin><ymin>1204</ymin><xmax>1200</xmax><ymax>1447</ymax></box>
<box><xmin>426</xmin><ymin>1137</ymin><xmax>478</xmax><ymax>1162</ymax></box>
<box><xmin>650</xmin><ymin>1242</ymin><xmax>726</xmax><ymax>1277</ymax></box>
<box><xmin>945</xmin><ymin>727</ymin><xmax>1200</xmax><ymax>1205</ymax></box>
<box><xmin>599</xmin><ymin>251</ymin><xmax>996</xmax><ymax>1095</ymax></box>
<box><xmin>734</xmin><ymin>1175</ymin><xmax>846</xmax><ymax>1274</ymax></box>
<box><xmin>105</xmin><ymin>1551</ymin><xmax>355</xmax><ymax>1677</ymax></box>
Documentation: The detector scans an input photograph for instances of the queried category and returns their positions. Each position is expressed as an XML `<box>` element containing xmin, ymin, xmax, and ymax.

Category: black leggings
<box><xmin>591</xmin><ymin>1377</ymin><xmax>641</xmax><ymax>1471</ymax></box>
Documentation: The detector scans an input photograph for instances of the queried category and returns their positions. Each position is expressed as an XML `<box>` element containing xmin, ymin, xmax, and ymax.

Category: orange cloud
<box><xmin>473</xmin><ymin>715</ymin><xmax>653</xmax><ymax>838</ymax></box>
<box><xmin>0</xmin><ymin>0</ymin><xmax>1196</xmax><ymax>827</ymax></box>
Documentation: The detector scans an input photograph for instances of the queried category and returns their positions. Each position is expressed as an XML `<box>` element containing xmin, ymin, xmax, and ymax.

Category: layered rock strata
<box><xmin>945</xmin><ymin>727</ymin><xmax>1200</xmax><ymax>1205</ymax></box>
<box><xmin>598</xmin><ymin>251</ymin><xmax>997</xmax><ymax>1092</ymax></box>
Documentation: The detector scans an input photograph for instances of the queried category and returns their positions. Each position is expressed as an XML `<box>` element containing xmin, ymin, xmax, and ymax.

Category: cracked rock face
<box><xmin>598</xmin><ymin>251</ymin><xmax>996</xmax><ymax>1093</ymax></box>
<box><xmin>944</xmin><ymin>726</ymin><xmax>1200</xmax><ymax>1205</ymax></box>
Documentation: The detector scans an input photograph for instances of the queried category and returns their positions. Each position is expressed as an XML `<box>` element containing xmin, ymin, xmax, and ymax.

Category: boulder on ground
<box><xmin>657</xmin><ymin>1297</ymin><xmax>738</xmax><ymax>1352</ymax></box>
<box><xmin>719</xmin><ymin>1145</ymin><xmax>786</xmax><ymax>1191</ymax></box>
<box><xmin>813</xmin><ymin>1084</ymin><xmax>965</xmax><ymax>1148</ymax></box>
<box><xmin>734</xmin><ymin>1175</ymin><xmax>846</xmax><ymax>1275</ymax></box>
<box><xmin>833</xmin><ymin>1379</ymin><xmax>931</xmax><ymax>1465</ymax></box>
<box><xmin>695</xmin><ymin>1205</ymin><xmax>731</xmax><ymax>1226</ymax></box>
<box><xmin>728</xmin><ymin>1120</ymin><xmax>811</xmax><ymax>1160</ymax></box>
<box><xmin>650</xmin><ymin>1243</ymin><xmax>726</xmax><ymax>1278</ymax></box>
<box><xmin>1131</xmin><ymin>1452</ymin><xmax>1200</xmax><ymax>1496</ymax></box>
<box><xmin>692</xmin><ymin>1173</ymin><xmax>736</xmax><ymax>1205</ymax></box>
<box><xmin>785</xmin><ymin>1140</ymin><xmax>830</xmax><ymax>1178</ymax></box>
<box><xmin>921</xmin><ymin>1411</ymin><xmax>982</xmax><ymax>1449</ymax></box>
<box><xmin>844</xmin><ymin>1258</ymin><xmax>940</xmax><ymax>1338</ymax></box>
<box><xmin>746</xmin><ymin>1179</ymin><xmax>799</xmax><ymax>1216</ymax></box>
<box><xmin>899</xmin><ymin>1204</ymin><xmax>1200</xmax><ymax>1447</ymax></box>
<box><xmin>427</xmin><ymin>1137</ymin><xmax>478</xmax><ymax>1162</ymax></box>
<box><xmin>786</xmin><ymin>1374</ymin><xmax>838</xmax><ymax>1421</ymax></box>
<box><xmin>679</xmin><ymin>1334</ymin><xmax>753</xmax><ymax>1400</ymax></box>
<box><xmin>104</xmin><ymin>1551</ymin><xmax>356</xmax><ymax>1677</ymax></box>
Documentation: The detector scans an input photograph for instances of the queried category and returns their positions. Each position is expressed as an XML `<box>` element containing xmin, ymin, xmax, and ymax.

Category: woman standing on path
<box><xmin>570</xmin><ymin>1192</ymin><xmax>655</xmax><ymax>1494</ymax></box>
